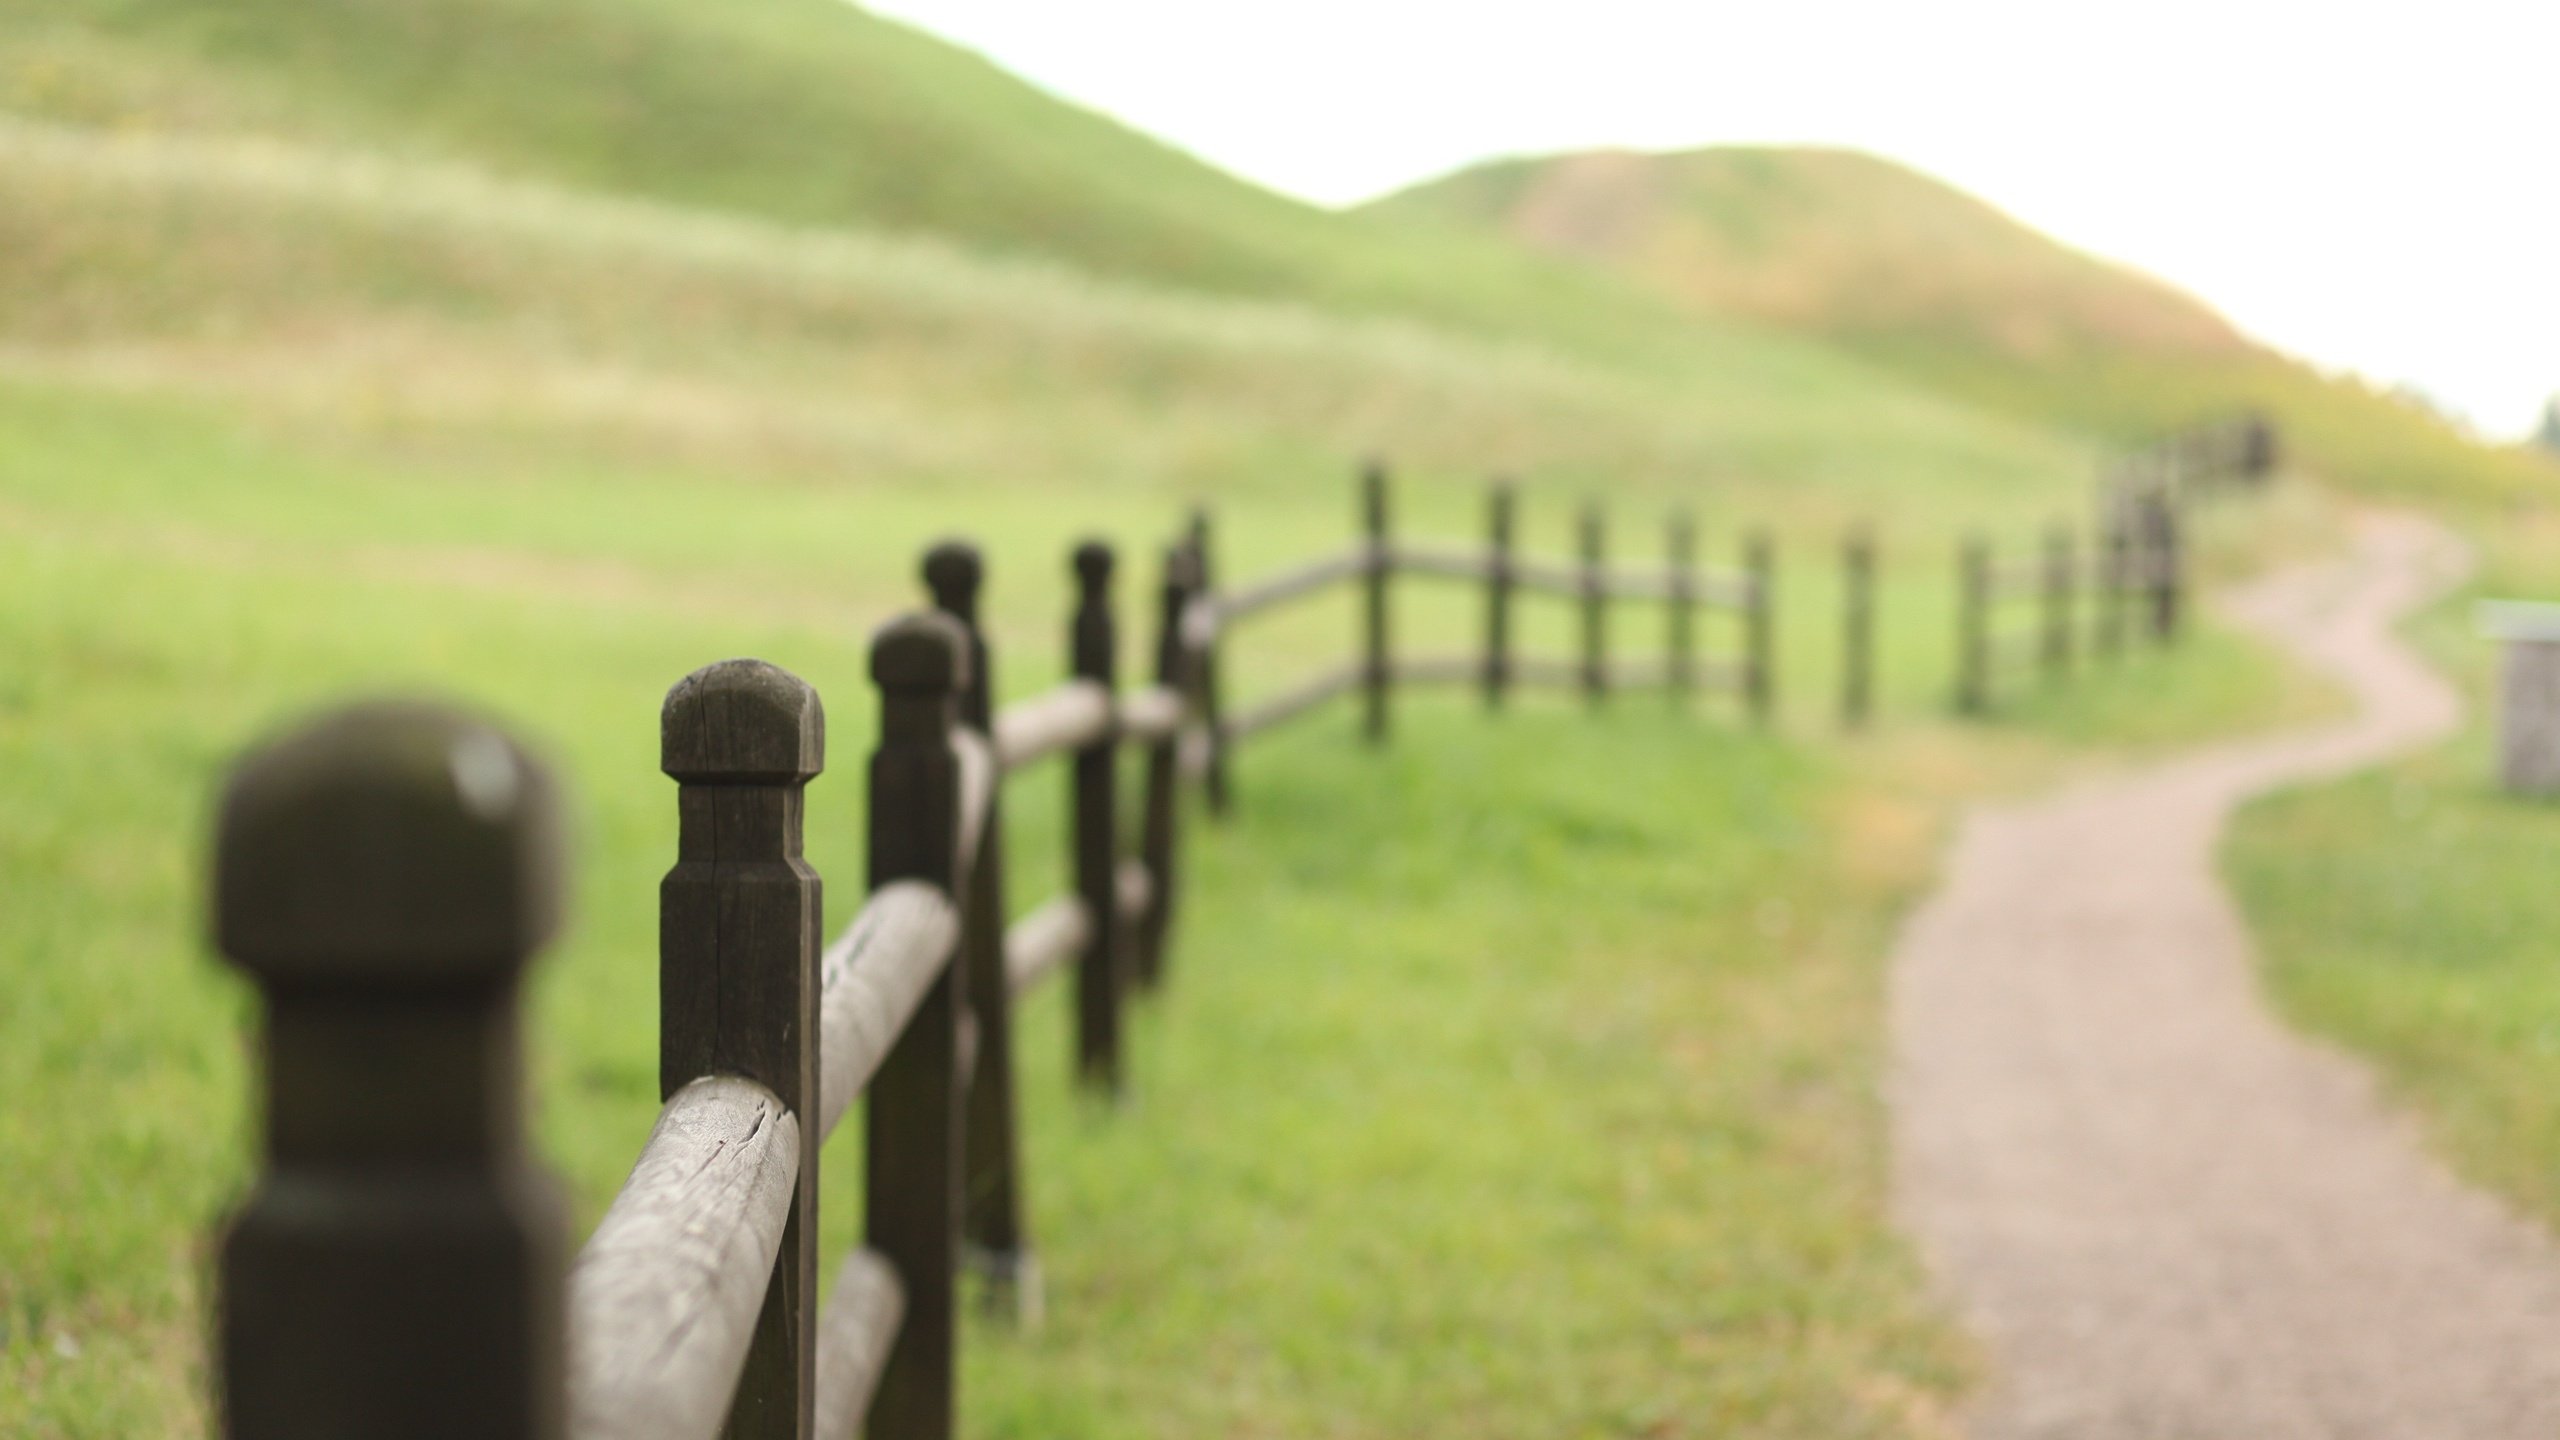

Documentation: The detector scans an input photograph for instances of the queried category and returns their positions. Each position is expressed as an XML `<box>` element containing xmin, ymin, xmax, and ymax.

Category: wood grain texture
<box><xmin>213</xmin><ymin>700</ymin><xmax>569</xmax><ymax>1440</ymax></box>
<box><xmin>659</xmin><ymin>658</ymin><xmax>824</xmax><ymax>1440</ymax></box>
<box><xmin>568</xmin><ymin>1077</ymin><xmax>800</xmax><ymax>1440</ymax></box>
<box><xmin>812</xmin><ymin>1249</ymin><xmax>906</xmax><ymax>1440</ymax></box>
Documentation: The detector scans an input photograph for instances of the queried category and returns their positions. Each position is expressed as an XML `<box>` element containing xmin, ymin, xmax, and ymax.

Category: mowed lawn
<box><xmin>0</xmin><ymin>370</ymin><xmax>2329</xmax><ymax>1436</ymax></box>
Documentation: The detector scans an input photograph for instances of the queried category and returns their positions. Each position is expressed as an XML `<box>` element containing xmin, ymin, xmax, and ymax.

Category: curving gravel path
<box><xmin>1890</xmin><ymin>511</ymin><xmax>2560</xmax><ymax>1437</ymax></box>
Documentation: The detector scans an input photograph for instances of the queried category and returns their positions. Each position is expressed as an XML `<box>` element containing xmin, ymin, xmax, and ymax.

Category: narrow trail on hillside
<box><xmin>1890</xmin><ymin>511</ymin><xmax>2560</xmax><ymax>1438</ymax></box>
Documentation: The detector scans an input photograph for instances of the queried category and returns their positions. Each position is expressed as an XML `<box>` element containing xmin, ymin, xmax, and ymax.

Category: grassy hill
<box><xmin>1369</xmin><ymin>145</ymin><xmax>2557</xmax><ymax>507</ymax></box>
<box><xmin>1370</xmin><ymin>146</ymin><xmax>2245</xmax><ymax>362</ymax></box>
<box><xmin>0</xmin><ymin>0</ymin><xmax>1868</xmax><ymax>373</ymax></box>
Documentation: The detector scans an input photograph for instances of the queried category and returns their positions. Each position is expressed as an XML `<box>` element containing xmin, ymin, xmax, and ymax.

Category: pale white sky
<box><xmin>864</xmin><ymin>0</ymin><xmax>2559</xmax><ymax>438</ymax></box>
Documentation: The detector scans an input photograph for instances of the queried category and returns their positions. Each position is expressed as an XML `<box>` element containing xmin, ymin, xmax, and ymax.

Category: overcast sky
<box><xmin>863</xmin><ymin>0</ymin><xmax>2558</xmax><ymax>438</ymax></box>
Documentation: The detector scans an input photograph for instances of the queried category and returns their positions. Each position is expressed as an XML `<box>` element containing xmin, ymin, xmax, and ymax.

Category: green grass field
<box><xmin>0</xmin><ymin>360</ymin><xmax>2330</xmax><ymax>1435</ymax></box>
<box><xmin>0</xmin><ymin>1</ymin><xmax>2406</xmax><ymax>1432</ymax></box>
<box><xmin>2228</xmin><ymin>509</ymin><xmax>2560</xmax><ymax>1235</ymax></box>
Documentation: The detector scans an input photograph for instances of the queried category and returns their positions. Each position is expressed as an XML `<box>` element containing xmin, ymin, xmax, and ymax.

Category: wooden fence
<box><xmin>203</xmin><ymin>463</ymin><xmax>1780</xmax><ymax>1440</ymax></box>
<box><xmin>1955</xmin><ymin>414</ymin><xmax>2278</xmax><ymax>714</ymax></box>
<box><xmin>1191</xmin><ymin>466</ymin><xmax>1775</xmax><ymax>807</ymax></box>
<box><xmin>202</xmin><ymin>423</ymin><xmax>2269</xmax><ymax>1438</ymax></box>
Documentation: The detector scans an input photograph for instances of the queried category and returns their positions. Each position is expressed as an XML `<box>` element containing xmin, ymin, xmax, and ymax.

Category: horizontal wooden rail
<box><xmin>567</xmin><ymin>1076</ymin><xmax>801</xmax><ymax>1440</ymax></box>
<box><xmin>992</xmin><ymin>680</ymin><xmax>1110</xmax><ymax>772</ymax></box>
<box><xmin>1224</xmin><ymin>663</ymin><xmax>1361</xmax><ymax>742</ymax></box>
<box><xmin>1115</xmin><ymin>857</ymin><xmax>1153</xmax><ymax>924</ymax></box>
<box><xmin>1389</xmin><ymin>654</ymin><xmax>1478</xmax><ymax>686</ymax></box>
<box><xmin>1005</xmin><ymin>894</ymin><xmax>1092</xmax><ymax>996</ymax></box>
<box><xmin>1118</xmin><ymin>684</ymin><xmax>1185</xmax><ymax>743</ymax></box>
<box><xmin>814</xmin><ymin>882</ymin><xmax>962</xmax><ymax>1141</ymax></box>
<box><xmin>1508</xmin><ymin>556</ymin><xmax>1585</xmax><ymax>597</ymax></box>
<box><xmin>954</xmin><ymin>727</ymin><xmax>993</xmax><ymax>873</ymax></box>
<box><xmin>812</xmin><ymin>1247</ymin><xmax>905</xmax><ymax>1440</ymax></box>
<box><xmin>1391</xmin><ymin>543</ymin><xmax>1495</xmax><ymax>583</ymax></box>
<box><xmin>1511</xmin><ymin>656</ymin><xmax>1582</xmax><ymax>688</ymax></box>
<box><xmin>1213</xmin><ymin>549</ymin><xmax>1370</xmax><ymax>626</ymax></box>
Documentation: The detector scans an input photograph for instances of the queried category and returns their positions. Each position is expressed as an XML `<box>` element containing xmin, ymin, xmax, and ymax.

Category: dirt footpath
<box><xmin>1890</xmin><ymin>512</ymin><xmax>2560</xmax><ymax>1437</ymax></box>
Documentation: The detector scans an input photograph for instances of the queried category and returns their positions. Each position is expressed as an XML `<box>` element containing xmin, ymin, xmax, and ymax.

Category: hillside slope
<box><xmin>1371</xmin><ymin>146</ymin><xmax>2245</xmax><ymax>363</ymax></box>
<box><xmin>0</xmin><ymin>0</ymin><xmax>1798</xmax><ymax>371</ymax></box>
<box><xmin>1371</xmin><ymin>146</ymin><xmax>2555</xmax><ymax>505</ymax></box>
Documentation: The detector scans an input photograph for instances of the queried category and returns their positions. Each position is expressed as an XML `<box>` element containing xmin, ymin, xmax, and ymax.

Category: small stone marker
<box><xmin>2480</xmin><ymin>601</ymin><xmax>2560</xmax><ymax>794</ymax></box>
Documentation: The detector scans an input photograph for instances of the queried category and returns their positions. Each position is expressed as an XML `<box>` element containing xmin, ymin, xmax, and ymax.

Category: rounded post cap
<box><xmin>662</xmin><ymin>658</ymin><xmax>825</xmax><ymax>783</ymax></box>
<box><xmin>1072</xmin><ymin>539</ymin><xmax>1115</xmax><ymax>594</ymax></box>
<box><xmin>922</xmin><ymin>541</ymin><xmax>984</xmax><ymax>614</ymax></box>
<box><xmin>871</xmin><ymin>611</ymin><xmax>971</xmax><ymax>696</ymax></box>
<box><xmin>214</xmin><ymin>699</ymin><xmax>563</xmax><ymax>986</ymax></box>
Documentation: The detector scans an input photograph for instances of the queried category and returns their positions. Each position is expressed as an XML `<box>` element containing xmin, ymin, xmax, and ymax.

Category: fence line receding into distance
<box><xmin>202</xmin><ymin>415</ymin><xmax>2274</xmax><ymax>1440</ymax></box>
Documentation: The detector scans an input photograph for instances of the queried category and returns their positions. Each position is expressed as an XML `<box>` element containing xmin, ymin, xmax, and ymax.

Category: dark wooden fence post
<box><xmin>2041</xmin><ymin>524</ymin><xmax>2075</xmax><ymax>681</ymax></box>
<box><xmin>925</xmin><ymin>545</ymin><xmax>1034</xmax><ymax>1317</ymax></box>
<box><xmin>1843</xmin><ymin>524</ymin><xmax>1874</xmax><ymax>730</ymax></box>
<box><xmin>1958</xmin><ymin>534</ymin><xmax>1990</xmax><ymax>715</ymax></box>
<box><xmin>1744</xmin><ymin>529</ymin><xmax>1775</xmax><ymax>724</ymax></box>
<box><xmin>1484</xmin><ymin>479</ymin><xmax>1515</xmax><ymax>711</ymax></box>
<box><xmin>661</xmin><ymin>660</ymin><xmax>825</xmax><ymax>1440</ymax></box>
<box><xmin>1136</xmin><ymin>542</ymin><xmax>1197</xmax><ymax>989</ymax></box>
<box><xmin>1069</xmin><ymin>541</ymin><xmax>1124</xmax><ymax>1093</ymax></box>
<box><xmin>2241</xmin><ymin>410</ymin><xmax>2279</xmax><ymax>484</ymax></box>
<box><xmin>1361</xmin><ymin>460</ymin><xmax>1391</xmax><ymax>744</ymax></box>
<box><xmin>2143</xmin><ymin>491</ymin><xmax>2183</xmax><ymax>644</ymax></box>
<box><xmin>1187</xmin><ymin>509</ymin><xmax>1231</xmax><ymax>819</ymax></box>
<box><xmin>1668</xmin><ymin>510</ymin><xmax>1697</xmax><ymax>705</ymax></box>
<box><xmin>864</xmin><ymin>613</ymin><xmax>969</xmax><ymax>1440</ymax></box>
<box><xmin>1579</xmin><ymin>501</ymin><xmax>1606</xmax><ymax>705</ymax></box>
<box><xmin>213</xmin><ymin>702</ymin><xmax>567</xmax><ymax>1440</ymax></box>
<box><xmin>2097</xmin><ymin>491</ymin><xmax>2130</xmax><ymax>661</ymax></box>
